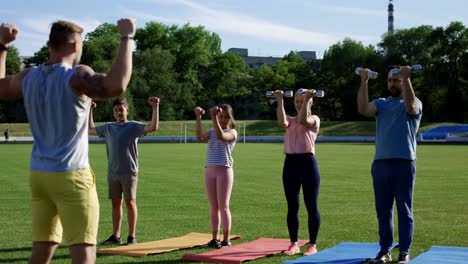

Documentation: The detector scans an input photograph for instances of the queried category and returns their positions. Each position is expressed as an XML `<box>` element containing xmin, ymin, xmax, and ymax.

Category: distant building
<box><xmin>228</xmin><ymin>48</ymin><xmax>316</xmax><ymax>69</ymax></box>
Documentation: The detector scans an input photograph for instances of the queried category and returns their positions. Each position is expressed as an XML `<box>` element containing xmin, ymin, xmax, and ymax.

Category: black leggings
<box><xmin>282</xmin><ymin>153</ymin><xmax>321</xmax><ymax>244</ymax></box>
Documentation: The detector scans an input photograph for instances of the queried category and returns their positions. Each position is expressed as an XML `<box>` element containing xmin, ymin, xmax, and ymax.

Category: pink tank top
<box><xmin>283</xmin><ymin>116</ymin><xmax>319</xmax><ymax>154</ymax></box>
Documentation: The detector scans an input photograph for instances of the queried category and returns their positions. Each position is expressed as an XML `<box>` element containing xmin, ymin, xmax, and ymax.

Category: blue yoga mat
<box><xmin>409</xmin><ymin>246</ymin><xmax>468</xmax><ymax>264</ymax></box>
<box><xmin>284</xmin><ymin>242</ymin><xmax>395</xmax><ymax>264</ymax></box>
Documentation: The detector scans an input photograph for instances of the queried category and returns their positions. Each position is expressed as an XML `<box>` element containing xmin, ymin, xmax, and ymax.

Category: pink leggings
<box><xmin>205</xmin><ymin>166</ymin><xmax>234</xmax><ymax>234</ymax></box>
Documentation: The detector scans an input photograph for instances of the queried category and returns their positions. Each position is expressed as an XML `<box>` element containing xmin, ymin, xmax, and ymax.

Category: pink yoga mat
<box><xmin>182</xmin><ymin>238</ymin><xmax>308</xmax><ymax>264</ymax></box>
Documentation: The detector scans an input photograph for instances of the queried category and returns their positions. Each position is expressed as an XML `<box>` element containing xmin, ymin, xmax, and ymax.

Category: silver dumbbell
<box><xmin>390</xmin><ymin>64</ymin><xmax>423</xmax><ymax>76</ymax></box>
<box><xmin>297</xmin><ymin>88</ymin><xmax>325</xmax><ymax>98</ymax></box>
<box><xmin>355</xmin><ymin>67</ymin><xmax>378</xmax><ymax>79</ymax></box>
<box><xmin>266</xmin><ymin>90</ymin><xmax>294</xmax><ymax>98</ymax></box>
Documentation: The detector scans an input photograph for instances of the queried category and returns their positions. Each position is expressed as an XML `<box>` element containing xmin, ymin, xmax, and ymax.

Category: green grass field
<box><xmin>0</xmin><ymin>121</ymin><xmax>461</xmax><ymax>137</ymax></box>
<box><xmin>0</xmin><ymin>143</ymin><xmax>467</xmax><ymax>263</ymax></box>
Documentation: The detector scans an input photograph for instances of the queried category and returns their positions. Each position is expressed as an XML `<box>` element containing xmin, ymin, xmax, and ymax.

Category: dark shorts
<box><xmin>108</xmin><ymin>174</ymin><xmax>138</xmax><ymax>200</ymax></box>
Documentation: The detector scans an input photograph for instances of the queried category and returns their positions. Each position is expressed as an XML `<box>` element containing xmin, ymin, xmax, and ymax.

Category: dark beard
<box><xmin>389</xmin><ymin>86</ymin><xmax>401</xmax><ymax>97</ymax></box>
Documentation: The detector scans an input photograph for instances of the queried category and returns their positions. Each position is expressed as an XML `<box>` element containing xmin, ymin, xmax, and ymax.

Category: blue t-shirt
<box><xmin>372</xmin><ymin>96</ymin><xmax>422</xmax><ymax>160</ymax></box>
<box><xmin>96</xmin><ymin>121</ymin><xmax>146</xmax><ymax>176</ymax></box>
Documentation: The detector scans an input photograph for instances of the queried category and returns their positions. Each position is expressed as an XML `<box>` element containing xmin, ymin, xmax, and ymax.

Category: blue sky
<box><xmin>3</xmin><ymin>0</ymin><xmax>468</xmax><ymax>58</ymax></box>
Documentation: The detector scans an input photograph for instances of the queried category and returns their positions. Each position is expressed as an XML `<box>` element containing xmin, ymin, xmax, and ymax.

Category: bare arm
<box><xmin>88</xmin><ymin>102</ymin><xmax>97</xmax><ymax>135</ymax></box>
<box><xmin>274</xmin><ymin>90</ymin><xmax>289</xmax><ymax>128</ymax></box>
<box><xmin>0</xmin><ymin>47</ymin><xmax>6</xmax><ymax>79</ymax></box>
<box><xmin>194</xmin><ymin>107</ymin><xmax>209</xmax><ymax>142</ymax></box>
<box><xmin>70</xmin><ymin>18</ymin><xmax>136</xmax><ymax>100</ymax></box>
<box><xmin>357</xmin><ymin>69</ymin><xmax>377</xmax><ymax>117</ymax></box>
<box><xmin>0</xmin><ymin>23</ymin><xmax>25</xmax><ymax>100</ymax></box>
<box><xmin>399</xmin><ymin>66</ymin><xmax>419</xmax><ymax>115</ymax></box>
<box><xmin>0</xmin><ymin>69</ymin><xmax>30</xmax><ymax>100</ymax></box>
<box><xmin>144</xmin><ymin>97</ymin><xmax>159</xmax><ymax>133</ymax></box>
<box><xmin>298</xmin><ymin>90</ymin><xmax>319</xmax><ymax>129</ymax></box>
<box><xmin>210</xmin><ymin>107</ymin><xmax>236</xmax><ymax>142</ymax></box>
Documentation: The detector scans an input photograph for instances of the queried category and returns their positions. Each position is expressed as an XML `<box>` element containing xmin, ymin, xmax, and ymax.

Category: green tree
<box><xmin>5</xmin><ymin>46</ymin><xmax>21</xmax><ymax>75</ymax></box>
<box><xmin>24</xmin><ymin>45</ymin><xmax>49</xmax><ymax>67</ymax></box>
<box><xmin>131</xmin><ymin>47</ymin><xmax>187</xmax><ymax>120</ymax></box>
<box><xmin>1</xmin><ymin>46</ymin><xmax>23</xmax><ymax>122</ymax></box>
<box><xmin>81</xmin><ymin>23</ymin><xmax>120</xmax><ymax>72</ymax></box>
<box><xmin>321</xmin><ymin>38</ymin><xmax>383</xmax><ymax>120</ymax></box>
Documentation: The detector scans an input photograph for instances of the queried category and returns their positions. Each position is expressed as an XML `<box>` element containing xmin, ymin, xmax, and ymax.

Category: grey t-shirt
<box><xmin>96</xmin><ymin>121</ymin><xmax>146</xmax><ymax>177</ymax></box>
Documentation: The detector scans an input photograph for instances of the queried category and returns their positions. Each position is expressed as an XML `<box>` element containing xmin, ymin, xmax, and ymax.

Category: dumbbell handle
<box><xmin>266</xmin><ymin>90</ymin><xmax>293</xmax><ymax>98</ymax></box>
<box><xmin>297</xmin><ymin>89</ymin><xmax>325</xmax><ymax>98</ymax></box>
<box><xmin>390</xmin><ymin>64</ymin><xmax>423</xmax><ymax>76</ymax></box>
<box><xmin>355</xmin><ymin>67</ymin><xmax>378</xmax><ymax>79</ymax></box>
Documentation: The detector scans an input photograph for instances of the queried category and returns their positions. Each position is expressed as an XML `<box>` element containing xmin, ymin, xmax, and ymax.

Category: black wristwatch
<box><xmin>0</xmin><ymin>44</ymin><xmax>7</xmax><ymax>51</ymax></box>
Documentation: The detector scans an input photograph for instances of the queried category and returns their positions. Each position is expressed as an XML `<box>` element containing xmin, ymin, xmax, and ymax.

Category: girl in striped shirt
<box><xmin>194</xmin><ymin>104</ymin><xmax>237</xmax><ymax>248</ymax></box>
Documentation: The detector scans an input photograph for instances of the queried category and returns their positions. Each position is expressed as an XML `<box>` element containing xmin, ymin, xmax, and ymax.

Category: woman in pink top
<box><xmin>274</xmin><ymin>89</ymin><xmax>321</xmax><ymax>256</ymax></box>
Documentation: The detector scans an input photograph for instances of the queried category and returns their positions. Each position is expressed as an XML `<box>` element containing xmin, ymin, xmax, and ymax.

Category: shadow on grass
<box><xmin>0</xmin><ymin>246</ymin><xmax>31</xmax><ymax>262</ymax></box>
<box><xmin>0</xmin><ymin>254</ymin><xmax>70</xmax><ymax>263</ymax></box>
<box><xmin>0</xmin><ymin>246</ymin><xmax>31</xmax><ymax>253</ymax></box>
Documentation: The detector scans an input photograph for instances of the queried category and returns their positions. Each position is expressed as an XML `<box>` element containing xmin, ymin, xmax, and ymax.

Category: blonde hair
<box><xmin>219</xmin><ymin>104</ymin><xmax>236</xmax><ymax>129</ymax></box>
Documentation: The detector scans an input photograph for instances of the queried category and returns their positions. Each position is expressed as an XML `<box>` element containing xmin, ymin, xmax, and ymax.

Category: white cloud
<box><xmin>16</xmin><ymin>15</ymin><xmax>102</xmax><ymax>56</ymax></box>
<box><xmin>318</xmin><ymin>5</ymin><xmax>386</xmax><ymax>18</ymax></box>
<box><xmin>128</xmin><ymin>0</ymin><xmax>346</xmax><ymax>47</ymax></box>
<box><xmin>118</xmin><ymin>6</ymin><xmax>186</xmax><ymax>25</ymax></box>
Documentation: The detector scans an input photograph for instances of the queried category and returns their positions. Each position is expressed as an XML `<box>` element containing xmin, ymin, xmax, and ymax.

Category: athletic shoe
<box><xmin>371</xmin><ymin>250</ymin><xmax>392</xmax><ymax>263</ymax></box>
<box><xmin>207</xmin><ymin>239</ymin><xmax>221</xmax><ymax>248</ymax></box>
<box><xmin>101</xmin><ymin>234</ymin><xmax>121</xmax><ymax>245</ymax></box>
<box><xmin>303</xmin><ymin>245</ymin><xmax>318</xmax><ymax>256</ymax></box>
<box><xmin>220</xmin><ymin>240</ymin><xmax>232</xmax><ymax>247</ymax></box>
<box><xmin>127</xmin><ymin>235</ymin><xmax>137</xmax><ymax>245</ymax></box>
<box><xmin>397</xmin><ymin>253</ymin><xmax>410</xmax><ymax>264</ymax></box>
<box><xmin>283</xmin><ymin>244</ymin><xmax>300</xmax><ymax>255</ymax></box>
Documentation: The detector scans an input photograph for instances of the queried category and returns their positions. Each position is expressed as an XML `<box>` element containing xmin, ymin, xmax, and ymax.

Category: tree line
<box><xmin>1</xmin><ymin>21</ymin><xmax>467</xmax><ymax>123</ymax></box>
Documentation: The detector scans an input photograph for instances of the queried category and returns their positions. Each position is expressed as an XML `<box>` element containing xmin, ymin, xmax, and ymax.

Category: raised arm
<box><xmin>0</xmin><ymin>22</ymin><xmax>29</xmax><ymax>100</ymax></box>
<box><xmin>398</xmin><ymin>66</ymin><xmax>419</xmax><ymax>115</ymax></box>
<box><xmin>70</xmin><ymin>18</ymin><xmax>136</xmax><ymax>100</ymax></box>
<box><xmin>357</xmin><ymin>68</ymin><xmax>377</xmax><ymax>117</ymax></box>
<box><xmin>144</xmin><ymin>97</ymin><xmax>159</xmax><ymax>133</ymax></box>
<box><xmin>274</xmin><ymin>90</ymin><xmax>289</xmax><ymax>128</ymax></box>
<box><xmin>298</xmin><ymin>90</ymin><xmax>319</xmax><ymax>129</ymax></box>
<box><xmin>210</xmin><ymin>107</ymin><xmax>236</xmax><ymax>142</ymax></box>
<box><xmin>88</xmin><ymin>102</ymin><xmax>97</xmax><ymax>135</ymax></box>
<box><xmin>194</xmin><ymin>106</ymin><xmax>209</xmax><ymax>142</ymax></box>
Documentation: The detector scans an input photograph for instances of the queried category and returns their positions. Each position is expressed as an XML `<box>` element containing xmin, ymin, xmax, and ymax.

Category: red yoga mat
<box><xmin>182</xmin><ymin>238</ymin><xmax>308</xmax><ymax>264</ymax></box>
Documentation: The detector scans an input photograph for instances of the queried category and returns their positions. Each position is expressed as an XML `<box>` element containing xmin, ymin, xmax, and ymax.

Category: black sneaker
<box><xmin>101</xmin><ymin>234</ymin><xmax>121</xmax><ymax>245</ymax></box>
<box><xmin>127</xmin><ymin>235</ymin><xmax>137</xmax><ymax>245</ymax></box>
<box><xmin>207</xmin><ymin>239</ymin><xmax>221</xmax><ymax>248</ymax></box>
<box><xmin>371</xmin><ymin>250</ymin><xmax>392</xmax><ymax>263</ymax></box>
<box><xmin>220</xmin><ymin>240</ymin><xmax>231</xmax><ymax>247</ymax></box>
<box><xmin>397</xmin><ymin>253</ymin><xmax>410</xmax><ymax>264</ymax></box>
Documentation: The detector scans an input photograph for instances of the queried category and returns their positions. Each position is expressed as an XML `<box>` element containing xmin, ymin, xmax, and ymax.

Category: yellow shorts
<box><xmin>30</xmin><ymin>167</ymin><xmax>99</xmax><ymax>246</ymax></box>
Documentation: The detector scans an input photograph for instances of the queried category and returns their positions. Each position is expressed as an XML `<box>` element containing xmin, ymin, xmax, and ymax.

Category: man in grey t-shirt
<box><xmin>89</xmin><ymin>96</ymin><xmax>159</xmax><ymax>245</ymax></box>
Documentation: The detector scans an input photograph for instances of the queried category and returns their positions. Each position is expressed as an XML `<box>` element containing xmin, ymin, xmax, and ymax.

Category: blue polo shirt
<box><xmin>372</xmin><ymin>96</ymin><xmax>422</xmax><ymax>161</ymax></box>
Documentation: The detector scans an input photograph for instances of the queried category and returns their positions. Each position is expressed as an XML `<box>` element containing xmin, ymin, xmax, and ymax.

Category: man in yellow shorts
<box><xmin>0</xmin><ymin>18</ymin><xmax>136</xmax><ymax>263</ymax></box>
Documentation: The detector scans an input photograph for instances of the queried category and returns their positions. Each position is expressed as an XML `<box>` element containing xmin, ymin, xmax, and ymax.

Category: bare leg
<box><xmin>205</xmin><ymin>167</ymin><xmax>220</xmax><ymax>240</ymax></box>
<box><xmin>217</xmin><ymin>167</ymin><xmax>233</xmax><ymax>241</ymax></box>
<box><xmin>30</xmin><ymin>241</ymin><xmax>59</xmax><ymax>264</ymax></box>
<box><xmin>125</xmin><ymin>199</ymin><xmax>137</xmax><ymax>237</ymax></box>
<box><xmin>69</xmin><ymin>243</ymin><xmax>96</xmax><ymax>264</ymax></box>
<box><xmin>111</xmin><ymin>198</ymin><xmax>123</xmax><ymax>238</ymax></box>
